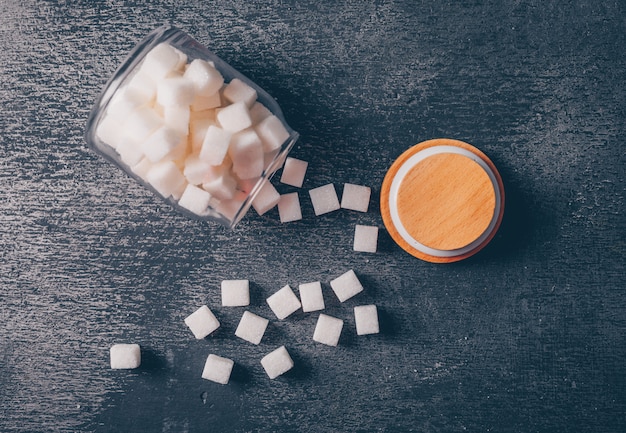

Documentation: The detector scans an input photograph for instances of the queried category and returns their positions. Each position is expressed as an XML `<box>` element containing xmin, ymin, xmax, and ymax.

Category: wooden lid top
<box><xmin>381</xmin><ymin>139</ymin><xmax>505</xmax><ymax>263</ymax></box>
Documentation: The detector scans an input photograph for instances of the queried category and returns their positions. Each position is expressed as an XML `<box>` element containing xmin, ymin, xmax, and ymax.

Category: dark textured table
<box><xmin>1</xmin><ymin>1</ymin><xmax>624</xmax><ymax>432</ymax></box>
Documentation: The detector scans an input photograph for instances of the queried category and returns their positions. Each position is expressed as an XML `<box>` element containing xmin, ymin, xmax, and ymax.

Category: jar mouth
<box><xmin>85</xmin><ymin>25</ymin><xmax>299</xmax><ymax>228</ymax></box>
<box><xmin>381</xmin><ymin>139</ymin><xmax>505</xmax><ymax>263</ymax></box>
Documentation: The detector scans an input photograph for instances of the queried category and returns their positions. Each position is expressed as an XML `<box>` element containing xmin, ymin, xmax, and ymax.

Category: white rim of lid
<box><xmin>388</xmin><ymin>145</ymin><xmax>503</xmax><ymax>258</ymax></box>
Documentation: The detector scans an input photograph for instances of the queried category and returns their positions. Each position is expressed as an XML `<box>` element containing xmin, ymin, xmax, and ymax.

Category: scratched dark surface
<box><xmin>0</xmin><ymin>1</ymin><xmax>624</xmax><ymax>432</ymax></box>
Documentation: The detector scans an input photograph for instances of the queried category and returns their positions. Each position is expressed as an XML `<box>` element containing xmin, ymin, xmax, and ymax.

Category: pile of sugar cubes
<box><xmin>175</xmin><ymin>272</ymin><xmax>379</xmax><ymax>384</ymax></box>
<box><xmin>96</xmin><ymin>42</ymin><xmax>292</xmax><ymax>222</ymax></box>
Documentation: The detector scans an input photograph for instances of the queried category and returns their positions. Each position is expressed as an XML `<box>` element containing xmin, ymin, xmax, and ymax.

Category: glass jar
<box><xmin>85</xmin><ymin>25</ymin><xmax>299</xmax><ymax>228</ymax></box>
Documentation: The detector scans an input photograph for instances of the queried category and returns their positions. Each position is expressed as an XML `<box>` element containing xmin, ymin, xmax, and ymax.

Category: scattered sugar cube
<box><xmin>354</xmin><ymin>305</ymin><xmax>380</xmax><ymax>335</ymax></box>
<box><xmin>235</xmin><ymin>311</ymin><xmax>269</xmax><ymax>345</ymax></box>
<box><xmin>252</xmin><ymin>180</ymin><xmax>280</xmax><ymax>216</ymax></box>
<box><xmin>199</xmin><ymin>125</ymin><xmax>232</xmax><ymax>166</ymax></box>
<box><xmin>216</xmin><ymin>101</ymin><xmax>252</xmax><ymax>132</ymax></box>
<box><xmin>249</xmin><ymin>101</ymin><xmax>272</xmax><ymax>124</ymax></box>
<box><xmin>309</xmin><ymin>184</ymin><xmax>340</xmax><ymax>216</ymax></box>
<box><xmin>341</xmin><ymin>183</ymin><xmax>371</xmax><ymax>212</ymax></box>
<box><xmin>110</xmin><ymin>343</ymin><xmax>141</xmax><ymax>369</ymax></box>
<box><xmin>313</xmin><ymin>314</ymin><xmax>344</xmax><ymax>347</ymax></box>
<box><xmin>221</xmin><ymin>279</ymin><xmax>250</xmax><ymax>307</ymax></box>
<box><xmin>266</xmin><ymin>285</ymin><xmax>301</xmax><ymax>320</ymax></box>
<box><xmin>298</xmin><ymin>281</ymin><xmax>324</xmax><ymax>312</ymax></box>
<box><xmin>145</xmin><ymin>160</ymin><xmax>187</xmax><ymax>199</ymax></box>
<box><xmin>353</xmin><ymin>225</ymin><xmax>379</xmax><ymax>253</ymax></box>
<box><xmin>229</xmin><ymin>129</ymin><xmax>264</xmax><ymax>180</ymax></box>
<box><xmin>184</xmin><ymin>305</ymin><xmax>220</xmax><ymax>339</ymax></box>
<box><xmin>222</xmin><ymin>78</ymin><xmax>257</xmax><ymax>107</ymax></box>
<box><xmin>255</xmin><ymin>115</ymin><xmax>290</xmax><ymax>152</ymax></box>
<box><xmin>280</xmin><ymin>157</ymin><xmax>308</xmax><ymax>188</ymax></box>
<box><xmin>178</xmin><ymin>184</ymin><xmax>213</xmax><ymax>216</ymax></box>
<box><xmin>329</xmin><ymin>269</ymin><xmax>363</xmax><ymax>302</ymax></box>
<box><xmin>141</xmin><ymin>43</ymin><xmax>187</xmax><ymax>81</ymax></box>
<box><xmin>156</xmin><ymin>76</ymin><xmax>195</xmax><ymax>107</ymax></box>
<box><xmin>278</xmin><ymin>192</ymin><xmax>302</xmax><ymax>223</ymax></box>
<box><xmin>202</xmin><ymin>354</ymin><xmax>234</xmax><ymax>385</ymax></box>
<box><xmin>184</xmin><ymin>58</ymin><xmax>224</xmax><ymax>97</ymax></box>
<box><xmin>261</xmin><ymin>346</ymin><xmax>294</xmax><ymax>379</ymax></box>
<box><xmin>141</xmin><ymin>126</ymin><xmax>185</xmax><ymax>163</ymax></box>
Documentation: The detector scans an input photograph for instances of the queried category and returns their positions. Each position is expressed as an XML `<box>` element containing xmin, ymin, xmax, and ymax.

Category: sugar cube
<box><xmin>199</xmin><ymin>125</ymin><xmax>232</xmax><ymax>166</ymax></box>
<box><xmin>298</xmin><ymin>281</ymin><xmax>324</xmax><ymax>312</ymax></box>
<box><xmin>261</xmin><ymin>346</ymin><xmax>294</xmax><ymax>379</ymax></box>
<box><xmin>184</xmin><ymin>305</ymin><xmax>220</xmax><ymax>339</ymax></box>
<box><xmin>278</xmin><ymin>192</ymin><xmax>302</xmax><ymax>223</ymax></box>
<box><xmin>222</xmin><ymin>78</ymin><xmax>257</xmax><ymax>107</ymax></box>
<box><xmin>110</xmin><ymin>343</ymin><xmax>141</xmax><ymax>369</ymax></box>
<box><xmin>249</xmin><ymin>101</ymin><xmax>272</xmax><ymax>124</ymax></box>
<box><xmin>221</xmin><ymin>279</ymin><xmax>250</xmax><ymax>307</ymax></box>
<box><xmin>202</xmin><ymin>354</ymin><xmax>234</xmax><ymax>385</ymax></box>
<box><xmin>156</xmin><ymin>76</ymin><xmax>195</xmax><ymax>107</ymax></box>
<box><xmin>329</xmin><ymin>269</ymin><xmax>363</xmax><ymax>302</ymax></box>
<box><xmin>280</xmin><ymin>157</ymin><xmax>308</xmax><ymax>188</ymax></box>
<box><xmin>235</xmin><ymin>311</ymin><xmax>269</xmax><ymax>345</ymax></box>
<box><xmin>353</xmin><ymin>225</ymin><xmax>379</xmax><ymax>253</ymax></box>
<box><xmin>266</xmin><ymin>285</ymin><xmax>301</xmax><ymax>320</ymax></box>
<box><xmin>255</xmin><ymin>115</ymin><xmax>290</xmax><ymax>153</ymax></box>
<box><xmin>145</xmin><ymin>160</ymin><xmax>187</xmax><ymax>199</ymax></box>
<box><xmin>309</xmin><ymin>184</ymin><xmax>340</xmax><ymax>216</ymax></box>
<box><xmin>163</xmin><ymin>105</ymin><xmax>190</xmax><ymax>135</ymax></box>
<box><xmin>229</xmin><ymin>129</ymin><xmax>264</xmax><ymax>180</ymax></box>
<box><xmin>252</xmin><ymin>181</ymin><xmax>280</xmax><ymax>216</ymax></box>
<box><xmin>183</xmin><ymin>155</ymin><xmax>212</xmax><ymax>185</ymax></box>
<box><xmin>312</xmin><ymin>314</ymin><xmax>343</xmax><ymax>347</ymax></box>
<box><xmin>216</xmin><ymin>101</ymin><xmax>252</xmax><ymax>132</ymax></box>
<box><xmin>125</xmin><ymin>107</ymin><xmax>163</xmax><ymax>143</ymax></box>
<box><xmin>184</xmin><ymin>59</ymin><xmax>224</xmax><ymax>97</ymax></box>
<box><xmin>116</xmin><ymin>136</ymin><xmax>145</xmax><ymax>167</ymax></box>
<box><xmin>341</xmin><ymin>183</ymin><xmax>371</xmax><ymax>212</ymax></box>
<box><xmin>141</xmin><ymin>126</ymin><xmax>185</xmax><ymax>163</ymax></box>
<box><xmin>191</xmin><ymin>92</ymin><xmax>221</xmax><ymax>111</ymax></box>
<box><xmin>178</xmin><ymin>184</ymin><xmax>213</xmax><ymax>216</ymax></box>
<box><xmin>202</xmin><ymin>172</ymin><xmax>237</xmax><ymax>201</ymax></box>
<box><xmin>354</xmin><ymin>305</ymin><xmax>380</xmax><ymax>335</ymax></box>
<box><xmin>140</xmin><ymin>43</ymin><xmax>187</xmax><ymax>81</ymax></box>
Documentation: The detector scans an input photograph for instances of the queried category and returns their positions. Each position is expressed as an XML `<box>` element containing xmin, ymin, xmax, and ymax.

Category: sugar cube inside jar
<box><xmin>85</xmin><ymin>25</ymin><xmax>299</xmax><ymax>227</ymax></box>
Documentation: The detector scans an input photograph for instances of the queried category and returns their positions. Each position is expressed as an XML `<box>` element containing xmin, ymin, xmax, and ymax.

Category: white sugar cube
<box><xmin>202</xmin><ymin>172</ymin><xmax>237</xmax><ymax>201</ymax></box>
<box><xmin>278</xmin><ymin>192</ymin><xmax>302</xmax><ymax>223</ymax></box>
<box><xmin>280</xmin><ymin>157</ymin><xmax>308</xmax><ymax>188</ymax></box>
<box><xmin>178</xmin><ymin>184</ymin><xmax>213</xmax><ymax>216</ymax></box>
<box><xmin>298</xmin><ymin>281</ymin><xmax>324</xmax><ymax>312</ymax></box>
<box><xmin>125</xmin><ymin>107</ymin><xmax>163</xmax><ymax>142</ymax></box>
<box><xmin>199</xmin><ymin>125</ymin><xmax>232</xmax><ymax>166</ymax></box>
<box><xmin>145</xmin><ymin>160</ymin><xmax>187</xmax><ymax>199</ymax></box>
<box><xmin>255</xmin><ymin>115</ymin><xmax>290</xmax><ymax>152</ymax></box>
<box><xmin>354</xmin><ymin>305</ymin><xmax>379</xmax><ymax>335</ymax></box>
<box><xmin>341</xmin><ymin>183</ymin><xmax>371</xmax><ymax>212</ymax></box>
<box><xmin>108</xmin><ymin>86</ymin><xmax>151</xmax><ymax>120</ymax></box>
<box><xmin>116</xmin><ymin>137</ymin><xmax>145</xmax><ymax>167</ymax></box>
<box><xmin>216</xmin><ymin>101</ymin><xmax>252</xmax><ymax>132</ymax></box>
<box><xmin>329</xmin><ymin>269</ymin><xmax>363</xmax><ymax>302</ymax></box>
<box><xmin>183</xmin><ymin>155</ymin><xmax>212</xmax><ymax>185</ymax></box>
<box><xmin>184</xmin><ymin>305</ymin><xmax>220</xmax><ymax>339</ymax></box>
<box><xmin>313</xmin><ymin>314</ymin><xmax>343</xmax><ymax>347</ymax></box>
<box><xmin>309</xmin><ymin>184</ymin><xmax>340</xmax><ymax>216</ymax></box>
<box><xmin>353</xmin><ymin>225</ymin><xmax>379</xmax><ymax>253</ymax></box>
<box><xmin>249</xmin><ymin>101</ymin><xmax>272</xmax><ymax>124</ymax></box>
<box><xmin>191</xmin><ymin>92</ymin><xmax>221</xmax><ymax>111</ymax></box>
<box><xmin>189</xmin><ymin>117</ymin><xmax>216</xmax><ymax>152</ymax></box>
<box><xmin>125</xmin><ymin>71</ymin><xmax>157</xmax><ymax>103</ymax></box>
<box><xmin>130</xmin><ymin>158</ymin><xmax>153</xmax><ymax>179</ymax></box>
<box><xmin>222</xmin><ymin>78</ymin><xmax>257</xmax><ymax>107</ymax></box>
<box><xmin>266</xmin><ymin>285</ymin><xmax>301</xmax><ymax>320</ymax></box>
<box><xmin>110</xmin><ymin>343</ymin><xmax>141</xmax><ymax>369</ymax></box>
<box><xmin>156</xmin><ymin>76</ymin><xmax>195</xmax><ymax>107</ymax></box>
<box><xmin>163</xmin><ymin>105</ymin><xmax>190</xmax><ymax>135</ymax></box>
<box><xmin>184</xmin><ymin>59</ymin><xmax>224</xmax><ymax>97</ymax></box>
<box><xmin>221</xmin><ymin>279</ymin><xmax>250</xmax><ymax>307</ymax></box>
<box><xmin>235</xmin><ymin>311</ymin><xmax>269</xmax><ymax>345</ymax></box>
<box><xmin>202</xmin><ymin>354</ymin><xmax>234</xmax><ymax>385</ymax></box>
<box><xmin>96</xmin><ymin>112</ymin><xmax>125</xmax><ymax>148</ymax></box>
<box><xmin>229</xmin><ymin>129</ymin><xmax>264</xmax><ymax>180</ymax></box>
<box><xmin>141</xmin><ymin>43</ymin><xmax>187</xmax><ymax>81</ymax></box>
<box><xmin>251</xmin><ymin>180</ymin><xmax>280</xmax><ymax>216</ymax></box>
<box><xmin>141</xmin><ymin>126</ymin><xmax>185</xmax><ymax>163</ymax></box>
<box><xmin>261</xmin><ymin>346</ymin><xmax>294</xmax><ymax>379</ymax></box>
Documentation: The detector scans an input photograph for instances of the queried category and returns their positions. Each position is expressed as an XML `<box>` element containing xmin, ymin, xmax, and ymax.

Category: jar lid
<box><xmin>380</xmin><ymin>138</ymin><xmax>505</xmax><ymax>263</ymax></box>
